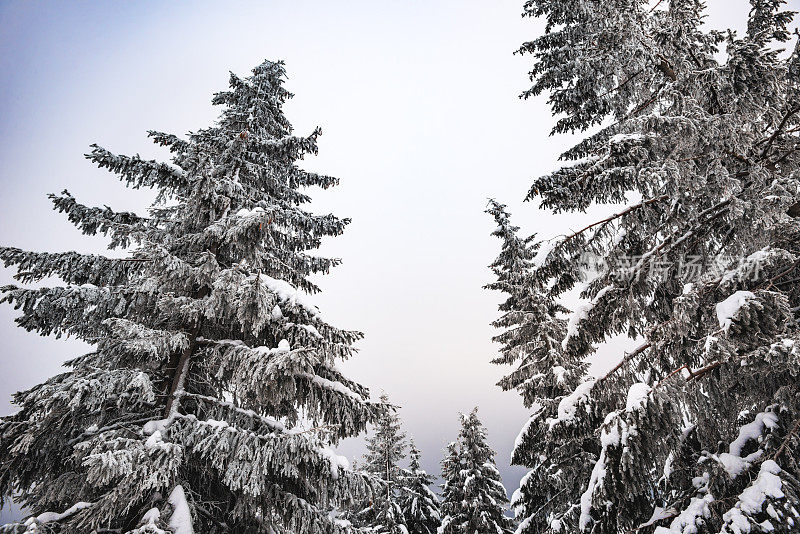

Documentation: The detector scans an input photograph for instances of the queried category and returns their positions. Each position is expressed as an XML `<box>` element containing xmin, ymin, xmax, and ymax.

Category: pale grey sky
<box><xmin>0</xmin><ymin>0</ymin><xmax>765</xmax><ymax>521</ymax></box>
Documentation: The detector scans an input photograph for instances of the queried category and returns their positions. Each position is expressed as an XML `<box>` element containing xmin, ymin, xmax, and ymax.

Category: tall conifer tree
<box><xmin>485</xmin><ymin>200</ymin><xmax>596</xmax><ymax>533</ymax></box>
<box><xmin>506</xmin><ymin>0</ymin><xmax>800</xmax><ymax>532</ymax></box>
<box><xmin>0</xmin><ymin>60</ymin><xmax>378</xmax><ymax>533</ymax></box>
<box><xmin>438</xmin><ymin>409</ymin><xmax>514</xmax><ymax>534</ymax></box>
<box><xmin>356</xmin><ymin>393</ymin><xmax>408</xmax><ymax>534</ymax></box>
<box><xmin>398</xmin><ymin>441</ymin><xmax>440</xmax><ymax>534</ymax></box>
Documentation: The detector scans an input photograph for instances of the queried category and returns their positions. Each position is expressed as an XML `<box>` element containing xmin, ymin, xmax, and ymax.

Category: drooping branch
<box><xmin>597</xmin><ymin>342</ymin><xmax>652</xmax><ymax>384</ymax></box>
<box><xmin>757</xmin><ymin>106</ymin><xmax>800</xmax><ymax>159</ymax></box>
<box><xmin>559</xmin><ymin>195</ymin><xmax>668</xmax><ymax>246</ymax></box>
<box><xmin>773</xmin><ymin>416</ymin><xmax>800</xmax><ymax>460</ymax></box>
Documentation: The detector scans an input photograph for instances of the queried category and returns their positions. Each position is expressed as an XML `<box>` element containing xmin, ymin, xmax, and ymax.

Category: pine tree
<box><xmin>356</xmin><ymin>393</ymin><xmax>408</xmax><ymax>534</ymax></box>
<box><xmin>437</xmin><ymin>441</ymin><xmax>462</xmax><ymax>531</ymax></box>
<box><xmin>438</xmin><ymin>409</ymin><xmax>514</xmax><ymax>534</ymax></box>
<box><xmin>0</xmin><ymin>60</ymin><xmax>380</xmax><ymax>533</ymax></box>
<box><xmin>398</xmin><ymin>441</ymin><xmax>440</xmax><ymax>534</ymax></box>
<box><xmin>485</xmin><ymin>200</ymin><xmax>597</xmax><ymax>533</ymax></box>
<box><xmin>510</xmin><ymin>0</ymin><xmax>800</xmax><ymax>532</ymax></box>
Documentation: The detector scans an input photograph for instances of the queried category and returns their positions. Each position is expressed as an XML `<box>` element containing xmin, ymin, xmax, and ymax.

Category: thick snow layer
<box><xmin>202</xmin><ymin>418</ymin><xmax>229</xmax><ymax>430</ymax></box>
<box><xmin>168</xmin><ymin>485</ymin><xmax>194</xmax><ymax>534</ymax></box>
<box><xmin>299</xmin><ymin>372</ymin><xmax>362</xmax><ymax>401</ymax></box>
<box><xmin>721</xmin><ymin>461</ymin><xmax>784</xmax><ymax>534</ymax></box>
<box><xmin>730</xmin><ymin>412</ymin><xmax>779</xmax><ymax>458</ymax></box>
<box><xmin>24</xmin><ymin>502</ymin><xmax>93</xmax><ymax>528</ymax></box>
<box><xmin>654</xmin><ymin>494</ymin><xmax>714</xmax><ymax>534</ymax></box>
<box><xmin>532</xmin><ymin>239</ymin><xmax>557</xmax><ymax>268</ymax></box>
<box><xmin>143</xmin><ymin>418</ymin><xmax>169</xmax><ymax>436</ymax></box>
<box><xmin>714</xmin><ymin>411</ymin><xmax>779</xmax><ymax>477</ymax></box>
<box><xmin>563</xmin><ymin>286</ymin><xmax>613</xmax><ymax>350</ymax></box>
<box><xmin>463</xmin><ymin>474</ymin><xmax>476</xmax><ymax>491</ymax></box>
<box><xmin>600</xmin><ymin>414</ymin><xmax>621</xmax><ymax>448</ymax></box>
<box><xmin>145</xmin><ymin>430</ymin><xmax>173</xmax><ymax>452</ymax></box>
<box><xmin>317</xmin><ymin>446</ymin><xmax>350</xmax><ymax>479</ymax></box>
<box><xmin>259</xmin><ymin>274</ymin><xmax>320</xmax><ymax>317</ymax></box>
<box><xmin>512</xmin><ymin>403</ymin><xmax>543</xmax><ymax>455</ymax></box>
<box><xmin>600</xmin><ymin>387</ymin><xmax>650</xmax><ymax>449</ymax></box>
<box><xmin>715</xmin><ymin>291</ymin><xmax>755</xmax><ymax>331</ymax></box>
<box><xmin>610</xmin><ymin>132</ymin><xmax>645</xmax><ymax>143</ymax></box>
<box><xmin>639</xmin><ymin>506</ymin><xmax>677</xmax><ymax>529</ymax></box>
<box><xmin>515</xmin><ymin>470</ymin><xmax>534</xmax><ymax>502</ymax></box>
<box><xmin>579</xmin><ymin>449</ymin><xmax>607</xmax><ymax>531</ymax></box>
<box><xmin>626</xmin><ymin>382</ymin><xmax>651</xmax><ymax>412</ymax></box>
<box><xmin>331</xmin><ymin>518</ymin><xmax>352</xmax><ymax>528</ymax></box>
<box><xmin>721</xmin><ymin>248</ymin><xmax>773</xmax><ymax>283</ymax></box>
<box><xmin>296</xmin><ymin>323</ymin><xmax>321</xmax><ymax>337</ymax></box>
<box><xmin>514</xmin><ymin>513</ymin><xmax>532</xmax><ymax>534</ymax></box>
<box><xmin>663</xmin><ymin>451</ymin><xmax>675</xmax><ymax>479</ymax></box>
<box><xmin>552</xmin><ymin>366</ymin><xmax>567</xmax><ymax>383</ymax></box>
<box><xmin>234</xmin><ymin>206</ymin><xmax>265</xmax><ymax>217</ymax></box>
<box><xmin>141</xmin><ymin>507</ymin><xmax>161</xmax><ymax>524</ymax></box>
<box><xmin>716</xmin><ymin>452</ymin><xmax>760</xmax><ymax>479</ymax></box>
<box><xmin>548</xmin><ymin>380</ymin><xmax>595</xmax><ymax>429</ymax></box>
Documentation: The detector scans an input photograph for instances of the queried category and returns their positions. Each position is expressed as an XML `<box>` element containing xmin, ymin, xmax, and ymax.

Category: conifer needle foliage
<box><xmin>490</xmin><ymin>1</ymin><xmax>800</xmax><ymax>532</ymax></box>
<box><xmin>0</xmin><ymin>60</ymin><xmax>380</xmax><ymax>534</ymax></box>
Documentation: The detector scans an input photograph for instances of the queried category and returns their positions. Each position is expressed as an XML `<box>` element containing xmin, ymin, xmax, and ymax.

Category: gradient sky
<box><xmin>0</xmin><ymin>0</ymin><xmax>766</xmax><ymax>522</ymax></box>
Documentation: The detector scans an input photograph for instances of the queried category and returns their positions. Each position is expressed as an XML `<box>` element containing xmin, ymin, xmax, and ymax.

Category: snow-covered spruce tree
<box><xmin>398</xmin><ymin>441</ymin><xmax>440</xmax><ymax>534</ymax></box>
<box><xmin>352</xmin><ymin>393</ymin><xmax>408</xmax><ymax>534</ymax></box>
<box><xmin>0</xmin><ymin>60</ymin><xmax>380</xmax><ymax>533</ymax></box>
<box><xmin>511</xmin><ymin>0</ymin><xmax>800</xmax><ymax>532</ymax></box>
<box><xmin>485</xmin><ymin>200</ymin><xmax>598</xmax><ymax>534</ymax></box>
<box><xmin>438</xmin><ymin>409</ymin><xmax>514</xmax><ymax>534</ymax></box>
<box><xmin>485</xmin><ymin>198</ymin><xmax>585</xmax><ymax>402</ymax></box>
<box><xmin>437</xmin><ymin>442</ymin><xmax>462</xmax><ymax>533</ymax></box>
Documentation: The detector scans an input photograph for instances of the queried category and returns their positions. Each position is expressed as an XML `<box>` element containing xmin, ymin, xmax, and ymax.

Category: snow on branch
<box><xmin>562</xmin><ymin>286</ymin><xmax>614</xmax><ymax>350</ymax></box>
<box><xmin>710</xmin><ymin>410</ymin><xmax>779</xmax><ymax>478</ymax></box>
<box><xmin>715</xmin><ymin>291</ymin><xmax>756</xmax><ymax>332</ymax></box>
<box><xmin>547</xmin><ymin>380</ymin><xmax>596</xmax><ymax>430</ymax></box>
<box><xmin>23</xmin><ymin>501</ymin><xmax>93</xmax><ymax>530</ymax></box>
<box><xmin>167</xmin><ymin>485</ymin><xmax>195</xmax><ymax>534</ymax></box>
<box><xmin>719</xmin><ymin>460</ymin><xmax>785</xmax><ymax>534</ymax></box>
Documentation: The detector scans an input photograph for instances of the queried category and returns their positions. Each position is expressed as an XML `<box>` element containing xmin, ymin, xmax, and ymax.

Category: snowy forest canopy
<box><xmin>0</xmin><ymin>0</ymin><xmax>798</xmax><ymax>533</ymax></box>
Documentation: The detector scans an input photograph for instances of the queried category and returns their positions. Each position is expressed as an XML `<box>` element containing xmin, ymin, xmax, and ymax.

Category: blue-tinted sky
<box><xmin>0</xmin><ymin>0</ymin><xmax>765</xmax><ymax>523</ymax></box>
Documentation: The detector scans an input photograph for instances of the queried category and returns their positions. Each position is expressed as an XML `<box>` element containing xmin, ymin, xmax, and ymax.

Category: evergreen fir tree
<box><xmin>437</xmin><ymin>441</ymin><xmax>462</xmax><ymax>532</ymax></box>
<box><xmin>485</xmin><ymin>198</ymin><xmax>589</xmax><ymax>406</ymax></box>
<box><xmin>438</xmin><ymin>409</ymin><xmax>514</xmax><ymax>534</ymax></box>
<box><xmin>398</xmin><ymin>441</ymin><xmax>440</xmax><ymax>534</ymax></box>
<box><xmin>0</xmin><ymin>60</ymin><xmax>380</xmax><ymax>533</ymax></box>
<box><xmin>509</xmin><ymin>0</ymin><xmax>800</xmax><ymax>532</ymax></box>
<box><xmin>356</xmin><ymin>393</ymin><xmax>408</xmax><ymax>534</ymax></box>
<box><xmin>485</xmin><ymin>200</ymin><xmax>597</xmax><ymax>533</ymax></box>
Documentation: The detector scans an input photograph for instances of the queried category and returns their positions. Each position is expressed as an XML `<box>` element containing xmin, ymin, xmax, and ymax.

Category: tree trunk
<box><xmin>163</xmin><ymin>322</ymin><xmax>201</xmax><ymax>418</ymax></box>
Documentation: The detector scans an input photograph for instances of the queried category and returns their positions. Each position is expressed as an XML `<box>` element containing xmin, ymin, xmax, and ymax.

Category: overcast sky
<box><xmin>0</xmin><ymin>0</ymin><xmax>765</xmax><ymax>522</ymax></box>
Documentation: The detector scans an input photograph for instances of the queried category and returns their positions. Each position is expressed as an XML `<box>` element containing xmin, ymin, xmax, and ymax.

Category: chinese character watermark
<box><xmin>576</xmin><ymin>252</ymin><xmax>764</xmax><ymax>283</ymax></box>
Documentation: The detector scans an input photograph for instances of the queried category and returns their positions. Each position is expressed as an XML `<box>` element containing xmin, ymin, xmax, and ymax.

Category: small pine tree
<box><xmin>438</xmin><ymin>409</ymin><xmax>514</xmax><ymax>534</ymax></box>
<box><xmin>437</xmin><ymin>441</ymin><xmax>462</xmax><ymax>529</ymax></box>
<box><xmin>398</xmin><ymin>441</ymin><xmax>440</xmax><ymax>534</ymax></box>
<box><xmin>485</xmin><ymin>199</ymin><xmax>587</xmax><ymax>402</ymax></box>
<box><xmin>0</xmin><ymin>60</ymin><xmax>379</xmax><ymax>533</ymax></box>
<box><xmin>485</xmin><ymin>200</ymin><xmax>596</xmax><ymax>533</ymax></box>
<box><xmin>357</xmin><ymin>393</ymin><xmax>408</xmax><ymax>534</ymax></box>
